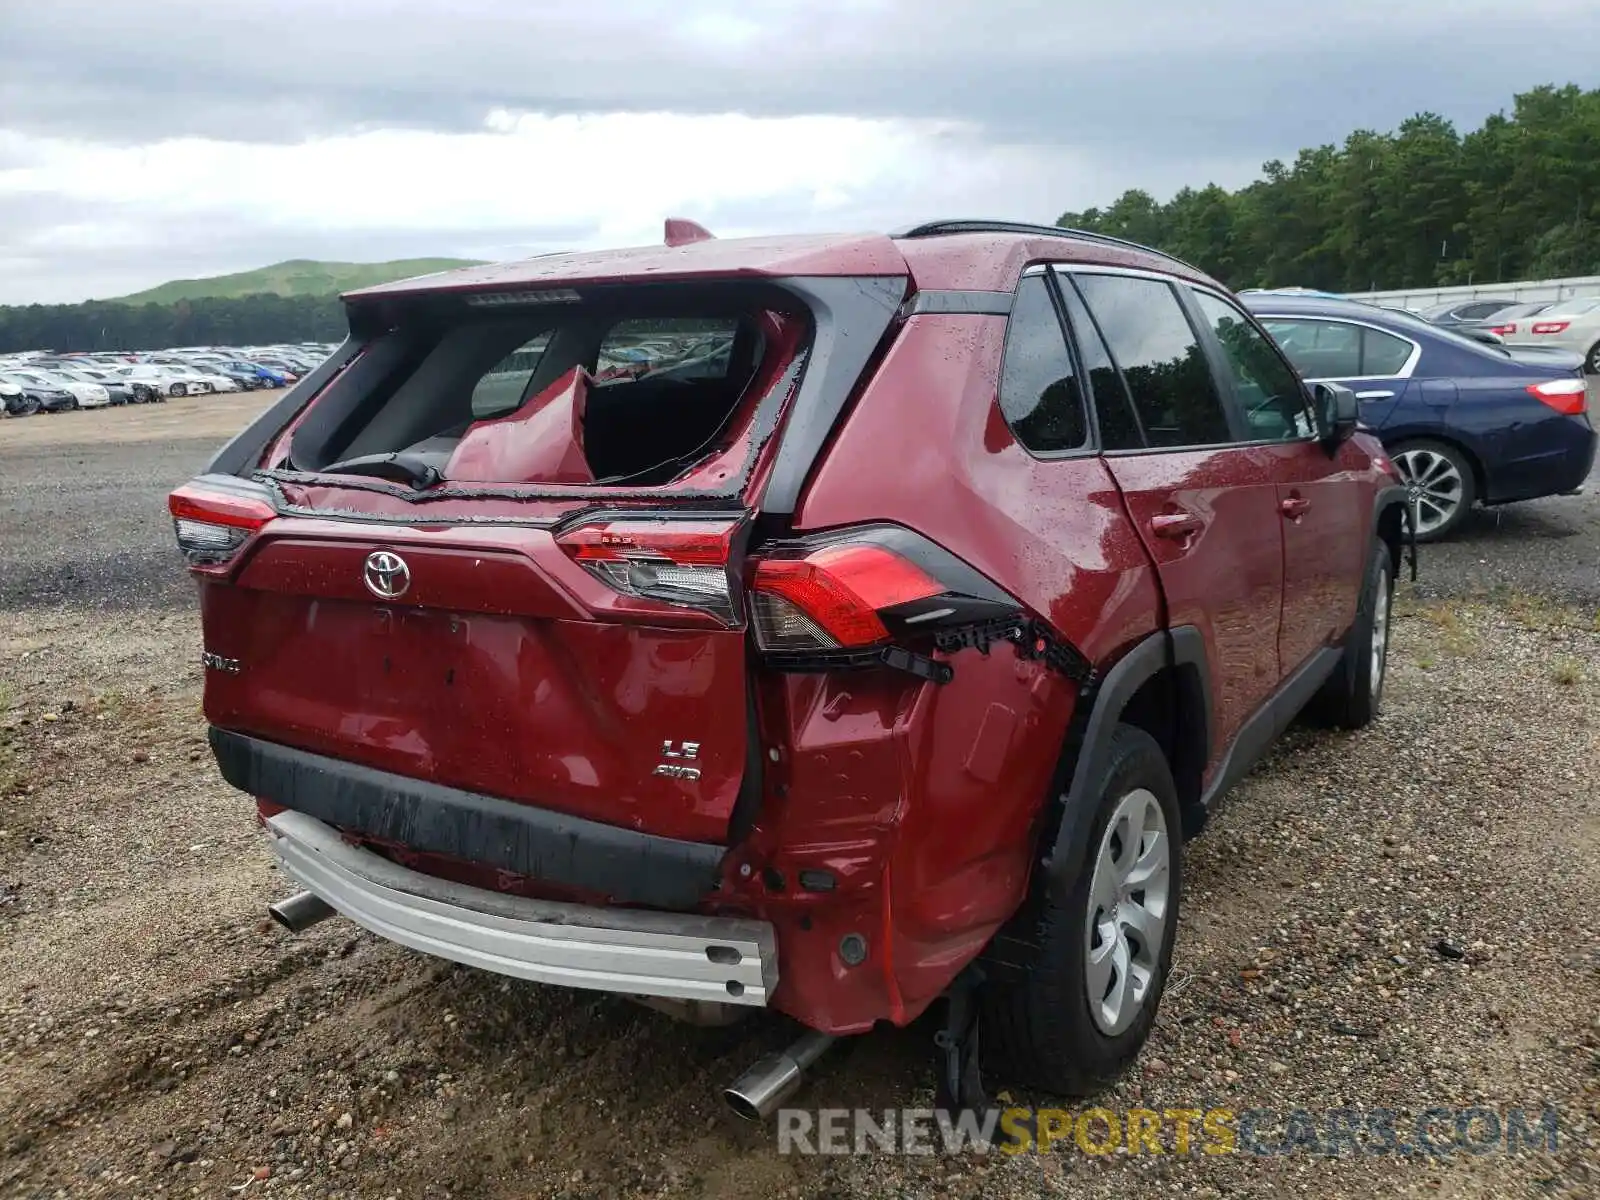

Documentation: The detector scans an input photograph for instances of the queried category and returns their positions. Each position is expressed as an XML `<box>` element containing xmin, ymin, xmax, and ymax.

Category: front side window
<box><xmin>1072</xmin><ymin>273</ymin><xmax>1232</xmax><ymax>448</ymax></box>
<box><xmin>997</xmin><ymin>275</ymin><xmax>1089</xmax><ymax>453</ymax></box>
<box><xmin>1191</xmin><ymin>291</ymin><xmax>1313</xmax><ymax>442</ymax></box>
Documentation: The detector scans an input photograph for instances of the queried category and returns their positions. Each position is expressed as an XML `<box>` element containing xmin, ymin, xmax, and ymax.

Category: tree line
<box><xmin>1058</xmin><ymin>83</ymin><xmax>1600</xmax><ymax>293</ymax></box>
<box><xmin>0</xmin><ymin>293</ymin><xmax>346</xmax><ymax>354</ymax></box>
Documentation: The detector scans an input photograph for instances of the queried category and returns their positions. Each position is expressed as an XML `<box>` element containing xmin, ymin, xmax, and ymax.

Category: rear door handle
<box><xmin>1356</xmin><ymin>390</ymin><xmax>1394</xmax><ymax>400</ymax></box>
<box><xmin>1150</xmin><ymin>512</ymin><xmax>1203</xmax><ymax>540</ymax></box>
<box><xmin>1280</xmin><ymin>496</ymin><xmax>1311</xmax><ymax>519</ymax></box>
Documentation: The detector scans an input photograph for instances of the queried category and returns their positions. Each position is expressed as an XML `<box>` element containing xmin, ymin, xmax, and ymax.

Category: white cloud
<box><xmin>0</xmin><ymin>110</ymin><xmax>1138</xmax><ymax>302</ymax></box>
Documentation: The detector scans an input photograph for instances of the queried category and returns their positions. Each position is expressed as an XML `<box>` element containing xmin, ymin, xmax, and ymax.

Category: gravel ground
<box><xmin>0</xmin><ymin>405</ymin><xmax>1596</xmax><ymax>1198</ymax></box>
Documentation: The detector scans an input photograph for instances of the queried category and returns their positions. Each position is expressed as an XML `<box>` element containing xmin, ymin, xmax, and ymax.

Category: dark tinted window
<box><xmin>1260</xmin><ymin>318</ymin><xmax>1363</xmax><ymax>378</ymax></box>
<box><xmin>1457</xmin><ymin>300</ymin><xmax>1513</xmax><ymax>320</ymax></box>
<box><xmin>1192</xmin><ymin>291</ymin><xmax>1313</xmax><ymax>441</ymax></box>
<box><xmin>1058</xmin><ymin>275</ymin><xmax>1143</xmax><ymax>450</ymax></box>
<box><xmin>997</xmin><ymin>276</ymin><xmax>1088</xmax><ymax>452</ymax></box>
<box><xmin>1361</xmin><ymin>327</ymin><xmax>1414</xmax><ymax>375</ymax></box>
<box><xmin>1074</xmin><ymin>274</ymin><xmax>1231</xmax><ymax>448</ymax></box>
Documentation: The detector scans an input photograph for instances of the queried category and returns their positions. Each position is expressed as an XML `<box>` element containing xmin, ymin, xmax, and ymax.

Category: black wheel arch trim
<box><xmin>1038</xmin><ymin>626</ymin><xmax>1210</xmax><ymax>906</ymax></box>
<box><xmin>1372</xmin><ymin>483</ymin><xmax>1411</xmax><ymax>580</ymax></box>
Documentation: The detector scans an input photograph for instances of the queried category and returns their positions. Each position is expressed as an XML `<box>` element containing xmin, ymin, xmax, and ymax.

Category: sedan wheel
<box><xmin>1392</xmin><ymin>442</ymin><xmax>1474</xmax><ymax>541</ymax></box>
<box><xmin>1585</xmin><ymin>341</ymin><xmax>1600</xmax><ymax>376</ymax></box>
<box><xmin>168</xmin><ymin>383</ymin><xmax>185</xmax><ymax>397</ymax></box>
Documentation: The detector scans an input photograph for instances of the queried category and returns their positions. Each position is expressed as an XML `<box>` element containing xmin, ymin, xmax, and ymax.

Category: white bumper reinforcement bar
<box><xmin>266</xmin><ymin>810</ymin><xmax>778</xmax><ymax>1006</ymax></box>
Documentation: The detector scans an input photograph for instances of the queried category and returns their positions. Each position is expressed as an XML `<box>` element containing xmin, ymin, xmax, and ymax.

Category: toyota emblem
<box><xmin>363</xmin><ymin>550</ymin><xmax>411</xmax><ymax>599</ymax></box>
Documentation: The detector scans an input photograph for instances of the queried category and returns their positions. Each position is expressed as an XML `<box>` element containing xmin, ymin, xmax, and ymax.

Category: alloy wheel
<box><xmin>1393</xmin><ymin>448</ymin><xmax>1464</xmax><ymax>538</ymax></box>
<box><xmin>1370</xmin><ymin>564</ymin><xmax>1391</xmax><ymax>700</ymax></box>
<box><xmin>1084</xmin><ymin>787</ymin><xmax>1171</xmax><ymax>1036</ymax></box>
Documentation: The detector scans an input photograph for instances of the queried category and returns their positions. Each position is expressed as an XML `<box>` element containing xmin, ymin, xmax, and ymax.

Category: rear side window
<box><xmin>1260</xmin><ymin>319</ymin><xmax>1413</xmax><ymax>378</ymax></box>
<box><xmin>1360</xmin><ymin>328</ymin><xmax>1413</xmax><ymax>375</ymax></box>
<box><xmin>1058</xmin><ymin>276</ymin><xmax>1143</xmax><ymax>450</ymax></box>
<box><xmin>997</xmin><ymin>276</ymin><xmax>1088</xmax><ymax>453</ymax></box>
<box><xmin>1073</xmin><ymin>273</ymin><xmax>1232</xmax><ymax>448</ymax></box>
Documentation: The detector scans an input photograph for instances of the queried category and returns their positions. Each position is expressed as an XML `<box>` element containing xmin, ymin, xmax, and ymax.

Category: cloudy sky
<box><xmin>2</xmin><ymin>0</ymin><xmax>1596</xmax><ymax>303</ymax></box>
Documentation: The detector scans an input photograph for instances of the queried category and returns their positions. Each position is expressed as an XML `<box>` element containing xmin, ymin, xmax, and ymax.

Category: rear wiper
<box><xmin>316</xmin><ymin>451</ymin><xmax>443</xmax><ymax>490</ymax></box>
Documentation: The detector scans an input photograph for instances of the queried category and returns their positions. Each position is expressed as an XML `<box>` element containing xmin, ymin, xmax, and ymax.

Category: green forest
<box><xmin>0</xmin><ymin>293</ymin><xmax>346</xmax><ymax>354</ymax></box>
<box><xmin>3</xmin><ymin>82</ymin><xmax>1597</xmax><ymax>353</ymax></box>
<box><xmin>1058</xmin><ymin>83</ymin><xmax>1600</xmax><ymax>293</ymax></box>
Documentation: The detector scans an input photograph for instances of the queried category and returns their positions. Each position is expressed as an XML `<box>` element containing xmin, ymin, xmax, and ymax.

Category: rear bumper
<box><xmin>210</xmin><ymin>727</ymin><xmax>724</xmax><ymax>910</ymax></box>
<box><xmin>267</xmin><ymin>809</ymin><xmax>777</xmax><ymax>1005</ymax></box>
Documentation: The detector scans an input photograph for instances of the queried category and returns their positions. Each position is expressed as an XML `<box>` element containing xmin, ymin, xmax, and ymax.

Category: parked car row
<box><xmin>0</xmin><ymin>343</ymin><xmax>336</xmax><ymax>416</ymax></box>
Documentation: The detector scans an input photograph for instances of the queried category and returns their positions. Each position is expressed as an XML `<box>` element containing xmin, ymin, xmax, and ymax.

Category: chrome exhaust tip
<box><xmin>268</xmin><ymin>890</ymin><xmax>335</xmax><ymax>933</ymax></box>
<box><xmin>724</xmin><ymin>1030</ymin><xmax>836</xmax><ymax>1121</ymax></box>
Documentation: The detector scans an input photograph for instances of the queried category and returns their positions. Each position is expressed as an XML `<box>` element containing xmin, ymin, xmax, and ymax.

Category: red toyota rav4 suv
<box><xmin>172</xmin><ymin>220</ymin><xmax>1406</xmax><ymax>1117</ymax></box>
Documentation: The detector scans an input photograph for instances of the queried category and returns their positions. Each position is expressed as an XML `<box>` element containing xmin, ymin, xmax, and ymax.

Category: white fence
<box><xmin>1344</xmin><ymin>275</ymin><xmax>1600</xmax><ymax>309</ymax></box>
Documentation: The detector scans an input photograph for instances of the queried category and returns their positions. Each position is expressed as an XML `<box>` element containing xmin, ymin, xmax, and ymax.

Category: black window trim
<box><xmin>1178</xmin><ymin>284</ymin><xmax>1322</xmax><ymax>449</ymax></box>
<box><xmin>1056</xmin><ymin>265</ymin><xmax>1243</xmax><ymax>457</ymax></box>
<box><xmin>1049</xmin><ymin>267</ymin><xmax>1149</xmax><ymax>451</ymax></box>
<box><xmin>994</xmin><ymin>265</ymin><xmax>1099</xmax><ymax>462</ymax></box>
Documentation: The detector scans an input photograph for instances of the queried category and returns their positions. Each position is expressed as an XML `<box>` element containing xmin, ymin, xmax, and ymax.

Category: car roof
<box><xmin>343</xmin><ymin>222</ymin><xmax>1216</xmax><ymax>302</ymax></box>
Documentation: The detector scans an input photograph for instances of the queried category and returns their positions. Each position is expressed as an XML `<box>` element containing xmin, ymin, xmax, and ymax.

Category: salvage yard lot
<box><xmin>0</xmin><ymin>401</ymin><xmax>1597</xmax><ymax>1198</ymax></box>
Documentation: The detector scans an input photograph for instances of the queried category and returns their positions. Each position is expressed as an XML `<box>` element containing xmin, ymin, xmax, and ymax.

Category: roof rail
<box><xmin>891</xmin><ymin>219</ymin><xmax>1201</xmax><ymax>274</ymax></box>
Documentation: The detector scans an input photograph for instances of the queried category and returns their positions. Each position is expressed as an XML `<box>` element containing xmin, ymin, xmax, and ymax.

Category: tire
<box><xmin>1584</xmin><ymin>341</ymin><xmax>1600</xmax><ymax>376</ymax></box>
<box><xmin>168</xmin><ymin>383</ymin><xmax>185</xmax><ymax>397</ymax></box>
<box><xmin>1310</xmin><ymin>540</ymin><xmax>1393</xmax><ymax>730</ymax></box>
<box><xmin>981</xmin><ymin>724</ymin><xmax>1182</xmax><ymax>1095</ymax></box>
<box><xmin>1389</xmin><ymin>438</ymin><xmax>1475</xmax><ymax>542</ymax></box>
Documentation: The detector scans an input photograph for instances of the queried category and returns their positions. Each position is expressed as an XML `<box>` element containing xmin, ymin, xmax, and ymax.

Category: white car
<box><xmin>118</xmin><ymin>364</ymin><xmax>195</xmax><ymax>399</ymax></box>
<box><xmin>146</xmin><ymin>362</ymin><xmax>239</xmax><ymax>394</ymax></box>
<box><xmin>5</xmin><ymin>368</ymin><xmax>110</xmax><ymax>408</ymax></box>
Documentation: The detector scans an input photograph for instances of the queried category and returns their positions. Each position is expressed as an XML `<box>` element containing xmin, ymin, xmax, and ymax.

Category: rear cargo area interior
<box><xmin>286</xmin><ymin>298</ymin><xmax>785</xmax><ymax>488</ymax></box>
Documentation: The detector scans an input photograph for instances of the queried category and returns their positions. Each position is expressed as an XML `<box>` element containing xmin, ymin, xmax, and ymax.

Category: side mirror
<box><xmin>1313</xmin><ymin>381</ymin><xmax>1359</xmax><ymax>451</ymax></box>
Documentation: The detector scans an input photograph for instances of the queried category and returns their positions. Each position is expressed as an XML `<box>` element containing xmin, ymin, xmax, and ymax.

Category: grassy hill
<box><xmin>114</xmin><ymin>257</ymin><xmax>486</xmax><ymax>304</ymax></box>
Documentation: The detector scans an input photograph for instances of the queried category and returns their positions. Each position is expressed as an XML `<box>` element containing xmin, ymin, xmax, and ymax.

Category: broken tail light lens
<box><xmin>169</xmin><ymin>479</ymin><xmax>277</xmax><ymax>568</ymax></box>
<box><xmin>1526</xmin><ymin>378</ymin><xmax>1588</xmax><ymax>416</ymax></box>
<box><xmin>556</xmin><ymin>517</ymin><xmax>741</xmax><ymax>623</ymax></box>
<box><xmin>750</xmin><ymin>545</ymin><xmax>942</xmax><ymax>650</ymax></box>
<box><xmin>747</xmin><ymin>526</ymin><xmax>1025</xmax><ymax>674</ymax></box>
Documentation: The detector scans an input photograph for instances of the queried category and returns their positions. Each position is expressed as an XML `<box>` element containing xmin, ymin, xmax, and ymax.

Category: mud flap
<box><xmin>933</xmin><ymin>965</ymin><xmax>993</xmax><ymax>1122</ymax></box>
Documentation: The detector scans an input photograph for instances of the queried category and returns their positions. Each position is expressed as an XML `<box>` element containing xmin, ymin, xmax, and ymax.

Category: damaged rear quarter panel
<box><xmin>771</xmin><ymin>312</ymin><xmax>1163</xmax><ymax>1024</ymax></box>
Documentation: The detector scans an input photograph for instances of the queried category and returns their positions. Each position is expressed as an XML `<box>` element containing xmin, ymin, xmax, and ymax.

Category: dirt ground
<box><xmin>0</xmin><ymin>393</ymin><xmax>280</xmax><ymax>450</ymax></box>
<box><xmin>0</xmin><ymin>401</ymin><xmax>1596</xmax><ymax>1199</ymax></box>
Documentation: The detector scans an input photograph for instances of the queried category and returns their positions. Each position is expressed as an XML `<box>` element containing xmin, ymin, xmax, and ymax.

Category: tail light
<box><xmin>1526</xmin><ymin>378</ymin><xmax>1588</xmax><ymax>416</ymax></box>
<box><xmin>1531</xmin><ymin>321</ymin><xmax>1570</xmax><ymax>335</ymax></box>
<box><xmin>556</xmin><ymin>516</ymin><xmax>742</xmax><ymax>623</ymax></box>
<box><xmin>1490</xmin><ymin>323</ymin><xmax>1516</xmax><ymax>335</ymax></box>
<box><xmin>747</xmin><ymin>526</ymin><xmax>1025</xmax><ymax>675</ymax></box>
<box><xmin>168</xmin><ymin>477</ymin><xmax>276</xmax><ymax>568</ymax></box>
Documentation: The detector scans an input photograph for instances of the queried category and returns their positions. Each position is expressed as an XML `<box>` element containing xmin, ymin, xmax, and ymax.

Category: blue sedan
<box><xmin>1241</xmin><ymin>294</ymin><xmax>1597</xmax><ymax>541</ymax></box>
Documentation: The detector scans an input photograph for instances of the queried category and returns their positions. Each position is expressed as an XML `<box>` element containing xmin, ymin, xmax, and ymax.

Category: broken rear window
<box><xmin>283</xmin><ymin>287</ymin><xmax>808</xmax><ymax>493</ymax></box>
